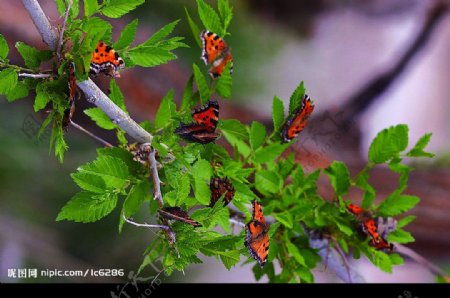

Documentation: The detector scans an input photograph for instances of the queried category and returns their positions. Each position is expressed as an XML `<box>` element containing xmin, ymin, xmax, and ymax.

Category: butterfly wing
<box><xmin>90</xmin><ymin>42</ymin><xmax>125</xmax><ymax>77</ymax></box>
<box><xmin>281</xmin><ymin>95</ymin><xmax>315</xmax><ymax>143</ymax></box>
<box><xmin>347</xmin><ymin>204</ymin><xmax>364</xmax><ymax>216</ymax></box>
<box><xmin>158</xmin><ymin>207</ymin><xmax>201</xmax><ymax>227</ymax></box>
<box><xmin>175</xmin><ymin>124</ymin><xmax>220</xmax><ymax>144</ymax></box>
<box><xmin>209</xmin><ymin>52</ymin><xmax>233</xmax><ymax>78</ymax></box>
<box><xmin>245</xmin><ymin>200</ymin><xmax>269</xmax><ymax>267</ymax></box>
<box><xmin>245</xmin><ymin>221</ymin><xmax>269</xmax><ymax>267</ymax></box>
<box><xmin>192</xmin><ymin>100</ymin><xmax>219</xmax><ymax>132</ymax></box>
<box><xmin>200</xmin><ymin>30</ymin><xmax>229</xmax><ymax>64</ymax></box>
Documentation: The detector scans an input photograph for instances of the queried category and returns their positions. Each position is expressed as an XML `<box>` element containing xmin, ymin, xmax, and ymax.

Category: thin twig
<box><xmin>57</xmin><ymin>0</ymin><xmax>72</xmax><ymax>60</ymax></box>
<box><xmin>229</xmin><ymin>218</ymin><xmax>246</xmax><ymax>227</ymax></box>
<box><xmin>70</xmin><ymin>120</ymin><xmax>113</xmax><ymax>147</ymax></box>
<box><xmin>148</xmin><ymin>148</ymin><xmax>164</xmax><ymax>207</ymax></box>
<box><xmin>18</xmin><ymin>73</ymin><xmax>52</xmax><ymax>79</ymax></box>
<box><xmin>396</xmin><ymin>243</ymin><xmax>449</xmax><ymax>278</ymax></box>
<box><xmin>122</xmin><ymin>213</ymin><xmax>170</xmax><ymax>231</ymax></box>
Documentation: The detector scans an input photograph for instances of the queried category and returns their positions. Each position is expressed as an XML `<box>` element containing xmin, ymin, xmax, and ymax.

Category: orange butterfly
<box><xmin>209</xmin><ymin>177</ymin><xmax>235</xmax><ymax>207</ymax></box>
<box><xmin>200</xmin><ymin>30</ymin><xmax>233</xmax><ymax>78</ymax></box>
<box><xmin>281</xmin><ymin>94</ymin><xmax>315</xmax><ymax>143</ymax></box>
<box><xmin>175</xmin><ymin>100</ymin><xmax>220</xmax><ymax>144</ymax></box>
<box><xmin>347</xmin><ymin>203</ymin><xmax>393</xmax><ymax>251</ymax></box>
<box><xmin>158</xmin><ymin>207</ymin><xmax>201</xmax><ymax>228</ymax></box>
<box><xmin>62</xmin><ymin>62</ymin><xmax>79</xmax><ymax>132</ymax></box>
<box><xmin>90</xmin><ymin>41</ymin><xmax>125</xmax><ymax>78</ymax></box>
<box><xmin>245</xmin><ymin>200</ymin><xmax>270</xmax><ymax>267</ymax></box>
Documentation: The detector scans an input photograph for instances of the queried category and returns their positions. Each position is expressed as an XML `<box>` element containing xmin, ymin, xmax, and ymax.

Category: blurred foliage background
<box><xmin>0</xmin><ymin>0</ymin><xmax>449</xmax><ymax>283</ymax></box>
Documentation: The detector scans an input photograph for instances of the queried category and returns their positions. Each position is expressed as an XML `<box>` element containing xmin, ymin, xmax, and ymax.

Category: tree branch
<box><xmin>148</xmin><ymin>147</ymin><xmax>164</xmax><ymax>207</ymax></box>
<box><xmin>21</xmin><ymin>0</ymin><xmax>154</xmax><ymax>145</ymax></box>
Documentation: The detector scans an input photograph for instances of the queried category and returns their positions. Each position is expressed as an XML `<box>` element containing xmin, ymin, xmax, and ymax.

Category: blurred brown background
<box><xmin>0</xmin><ymin>0</ymin><xmax>449</xmax><ymax>283</ymax></box>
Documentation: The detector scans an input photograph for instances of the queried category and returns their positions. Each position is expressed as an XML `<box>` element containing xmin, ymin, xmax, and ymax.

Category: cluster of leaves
<box><xmin>0</xmin><ymin>0</ymin><xmax>187</xmax><ymax>161</ymax></box>
<box><xmin>1</xmin><ymin>0</ymin><xmax>435</xmax><ymax>283</ymax></box>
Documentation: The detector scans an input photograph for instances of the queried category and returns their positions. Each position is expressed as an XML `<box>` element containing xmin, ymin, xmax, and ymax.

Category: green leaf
<box><xmin>0</xmin><ymin>34</ymin><xmax>9</xmax><ymax>59</ymax></box>
<box><xmin>192</xmin><ymin>63</ymin><xmax>210</xmax><ymax>103</ymax></box>
<box><xmin>192</xmin><ymin>159</ymin><xmax>212</xmax><ymax>205</ymax></box>
<box><xmin>370</xmin><ymin>250</ymin><xmax>392</xmax><ymax>273</ymax></box>
<box><xmin>180</xmin><ymin>75</ymin><xmax>194</xmax><ymax>111</ymax></box>
<box><xmin>289</xmin><ymin>81</ymin><xmax>305</xmax><ymax>115</ymax></box>
<box><xmin>222</xmin><ymin>131</ymin><xmax>251</xmax><ymax>158</ymax></box>
<box><xmin>81</xmin><ymin>17</ymin><xmax>112</xmax><ymax>47</ymax></box>
<box><xmin>71</xmin><ymin>172</ymin><xmax>107</xmax><ymax>193</ymax></box>
<box><xmin>368</xmin><ymin>124</ymin><xmax>409</xmax><ymax>163</ymax></box>
<box><xmin>397</xmin><ymin>215</ymin><xmax>416</xmax><ymax>228</ymax></box>
<box><xmin>356</xmin><ymin>171</ymin><xmax>376</xmax><ymax>209</ymax></box>
<box><xmin>387</xmin><ymin>228</ymin><xmax>415</xmax><ymax>244</ymax></box>
<box><xmin>196</xmin><ymin>0</ymin><xmax>222</xmax><ymax>36</ymax></box>
<box><xmin>109</xmin><ymin>79</ymin><xmax>127</xmax><ymax>112</ymax></box>
<box><xmin>84</xmin><ymin>108</ymin><xmax>116</xmax><ymax>130</ymax></box>
<box><xmin>56</xmin><ymin>191</ymin><xmax>118</xmax><ymax>223</ymax></box>
<box><xmin>377</xmin><ymin>194</ymin><xmax>420</xmax><ymax>217</ymax></box>
<box><xmin>176</xmin><ymin>174</ymin><xmax>191</xmax><ymax>205</ymax></box>
<box><xmin>219</xmin><ymin>250</ymin><xmax>240</xmax><ymax>270</ymax></box>
<box><xmin>250</xmin><ymin>121</ymin><xmax>266</xmax><ymax>150</ymax></box>
<box><xmin>113</xmin><ymin>19</ymin><xmax>138</xmax><ymax>50</ymax></box>
<box><xmin>84</xmin><ymin>0</ymin><xmax>99</xmax><ymax>17</ymax></box>
<box><xmin>388</xmin><ymin>162</ymin><xmax>411</xmax><ymax>193</ymax></box>
<box><xmin>100</xmin><ymin>0</ymin><xmax>144</xmax><ymax>18</ymax></box>
<box><xmin>15</xmin><ymin>42</ymin><xmax>52</xmax><ymax>69</ymax></box>
<box><xmin>54</xmin><ymin>0</ymin><xmax>65</xmax><ymax>15</ymax></box>
<box><xmin>274</xmin><ymin>212</ymin><xmax>293</xmax><ymax>229</ymax></box>
<box><xmin>286</xmin><ymin>242</ymin><xmax>306</xmax><ymax>266</ymax></box>
<box><xmin>389</xmin><ymin>253</ymin><xmax>404</xmax><ymax>265</ymax></box>
<box><xmin>218</xmin><ymin>0</ymin><xmax>233</xmax><ymax>32</ymax></box>
<box><xmin>254</xmin><ymin>143</ymin><xmax>288</xmax><ymax>164</ymax></box>
<box><xmin>324</xmin><ymin>161</ymin><xmax>350</xmax><ymax>197</ymax></box>
<box><xmin>128</xmin><ymin>46</ymin><xmax>177</xmax><ymax>67</ymax></box>
<box><xmin>220</xmin><ymin>119</ymin><xmax>248</xmax><ymax>141</ymax></box>
<box><xmin>123</xmin><ymin>181</ymin><xmax>149</xmax><ymax>217</ymax></box>
<box><xmin>335</xmin><ymin>220</ymin><xmax>353</xmax><ymax>236</ymax></box>
<box><xmin>191</xmin><ymin>203</ymin><xmax>228</xmax><ymax>229</ymax></box>
<box><xmin>406</xmin><ymin>133</ymin><xmax>434</xmax><ymax>158</ymax></box>
<box><xmin>272</xmin><ymin>96</ymin><xmax>285</xmax><ymax>131</ymax></box>
<box><xmin>155</xmin><ymin>89</ymin><xmax>176</xmax><ymax>129</ymax></box>
<box><xmin>33</xmin><ymin>83</ymin><xmax>50</xmax><ymax>112</ymax></box>
<box><xmin>142</xmin><ymin>20</ymin><xmax>180</xmax><ymax>47</ymax></box>
<box><xmin>255</xmin><ymin>170</ymin><xmax>282</xmax><ymax>194</ymax></box>
<box><xmin>0</xmin><ymin>68</ymin><xmax>18</xmax><ymax>95</ymax></box>
<box><xmin>215</xmin><ymin>62</ymin><xmax>232</xmax><ymax>98</ymax></box>
<box><xmin>50</xmin><ymin>120</ymin><xmax>68</xmax><ymax>163</ymax></box>
<box><xmin>5</xmin><ymin>81</ymin><xmax>29</xmax><ymax>102</ymax></box>
<box><xmin>78</xmin><ymin>156</ymin><xmax>130</xmax><ymax>189</ymax></box>
<box><xmin>296</xmin><ymin>267</ymin><xmax>314</xmax><ymax>283</ymax></box>
<box><xmin>185</xmin><ymin>7</ymin><xmax>202</xmax><ymax>48</ymax></box>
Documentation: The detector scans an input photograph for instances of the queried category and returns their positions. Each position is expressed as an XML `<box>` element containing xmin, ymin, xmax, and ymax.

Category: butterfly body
<box><xmin>281</xmin><ymin>95</ymin><xmax>315</xmax><ymax>143</ymax></box>
<box><xmin>209</xmin><ymin>177</ymin><xmax>235</xmax><ymax>207</ymax></box>
<box><xmin>90</xmin><ymin>42</ymin><xmax>125</xmax><ymax>78</ymax></box>
<box><xmin>347</xmin><ymin>203</ymin><xmax>393</xmax><ymax>251</ymax></box>
<box><xmin>200</xmin><ymin>30</ymin><xmax>233</xmax><ymax>78</ymax></box>
<box><xmin>245</xmin><ymin>200</ymin><xmax>270</xmax><ymax>267</ymax></box>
